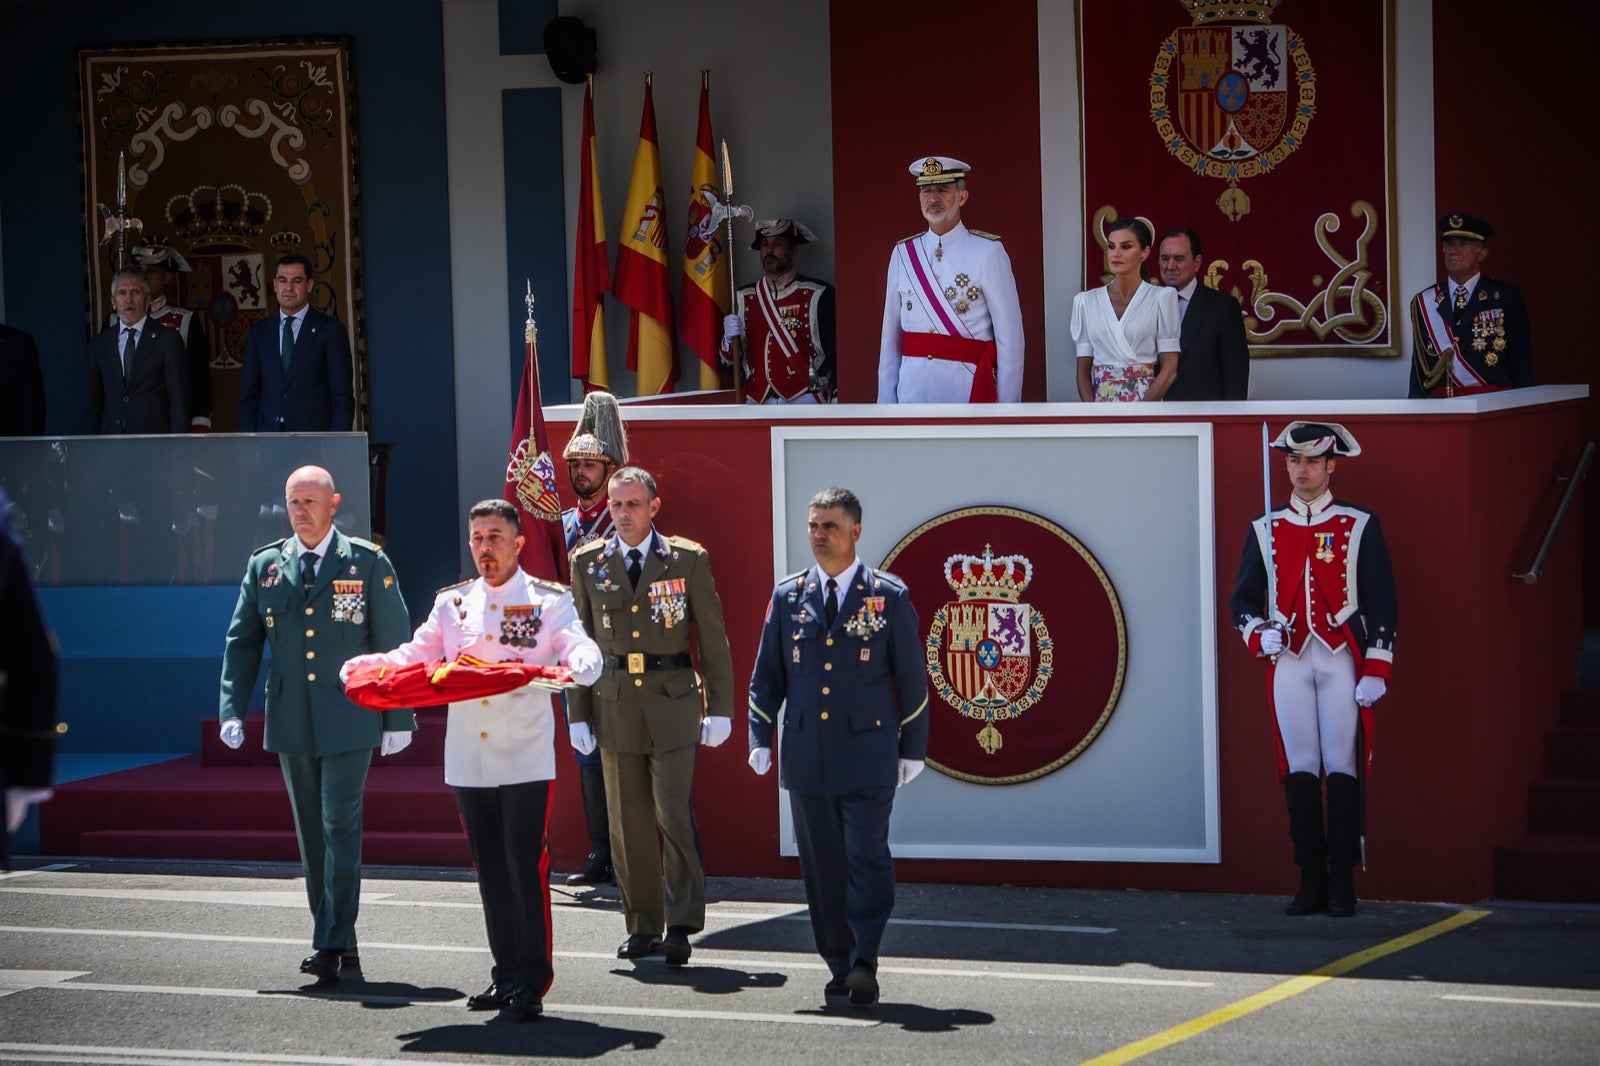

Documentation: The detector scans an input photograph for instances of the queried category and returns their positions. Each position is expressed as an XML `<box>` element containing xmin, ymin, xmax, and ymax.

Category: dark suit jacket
<box><xmin>1168</xmin><ymin>282</ymin><xmax>1250</xmax><ymax>402</ymax></box>
<box><xmin>239</xmin><ymin>309</ymin><xmax>355</xmax><ymax>431</ymax></box>
<box><xmin>0</xmin><ymin>324</ymin><xmax>45</xmax><ymax>436</ymax></box>
<box><xmin>84</xmin><ymin>320</ymin><xmax>189</xmax><ymax>433</ymax></box>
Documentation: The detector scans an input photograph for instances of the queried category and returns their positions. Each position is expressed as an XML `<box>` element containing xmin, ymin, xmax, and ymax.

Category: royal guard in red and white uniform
<box><xmin>721</xmin><ymin>219</ymin><xmax>836</xmax><ymax>404</ymax></box>
<box><xmin>1230</xmin><ymin>421</ymin><xmax>1397</xmax><ymax>918</ymax></box>
<box><xmin>130</xmin><ymin>242</ymin><xmax>213</xmax><ymax>429</ymax></box>
<box><xmin>1408</xmin><ymin>213</ymin><xmax>1533</xmax><ymax>397</ymax></box>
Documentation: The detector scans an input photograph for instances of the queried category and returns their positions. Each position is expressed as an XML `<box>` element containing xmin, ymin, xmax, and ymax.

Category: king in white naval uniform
<box><xmin>877</xmin><ymin>156</ymin><xmax>1024</xmax><ymax>404</ymax></box>
<box><xmin>343</xmin><ymin>498</ymin><xmax>600</xmax><ymax>1022</ymax></box>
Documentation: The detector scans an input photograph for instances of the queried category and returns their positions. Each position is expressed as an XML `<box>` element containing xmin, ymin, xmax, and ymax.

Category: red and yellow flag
<box><xmin>681</xmin><ymin>74</ymin><xmax>729</xmax><ymax>391</ymax></box>
<box><xmin>571</xmin><ymin>77</ymin><xmax>611</xmax><ymax>392</ymax></box>
<box><xmin>613</xmin><ymin>75</ymin><xmax>676</xmax><ymax>396</ymax></box>
<box><xmin>503</xmin><ymin>304</ymin><xmax>568</xmax><ymax>584</ymax></box>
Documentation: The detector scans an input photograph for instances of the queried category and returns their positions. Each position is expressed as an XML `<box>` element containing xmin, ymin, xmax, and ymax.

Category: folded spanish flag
<box><xmin>344</xmin><ymin>654</ymin><xmax>575</xmax><ymax>710</ymax></box>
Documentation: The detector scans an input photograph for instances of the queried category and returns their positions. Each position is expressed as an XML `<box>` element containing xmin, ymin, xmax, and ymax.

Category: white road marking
<box><xmin>0</xmin><ymin>970</ymin><xmax>90</xmax><ymax>999</ymax></box>
<box><xmin>1441</xmin><ymin>993</ymin><xmax>1600</xmax><ymax>1010</ymax></box>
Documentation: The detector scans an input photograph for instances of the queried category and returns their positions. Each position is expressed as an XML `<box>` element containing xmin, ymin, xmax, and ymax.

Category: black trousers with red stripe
<box><xmin>454</xmin><ymin>780</ymin><xmax>554</xmax><ymax>994</ymax></box>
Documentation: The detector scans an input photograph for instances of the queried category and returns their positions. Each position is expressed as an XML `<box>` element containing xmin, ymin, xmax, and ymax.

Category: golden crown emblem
<box><xmin>165</xmin><ymin>183</ymin><xmax>273</xmax><ymax>254</ymax></box>
<box><xmin>944</xmin><ymin>544</ymin><xmax>1033</xmax><ymax>603</ymax></box>
<box><xmin>1182</xmin><ymin>0</ymin><xmax>1280</xmax><ymax>25</ymax></box>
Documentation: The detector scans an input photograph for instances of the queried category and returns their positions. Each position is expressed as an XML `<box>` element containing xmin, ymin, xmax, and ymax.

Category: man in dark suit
<box><xmin>567</xmin><ymin>466</ymin><xmax>735</xmax><ymax>968</ymax></box>
<box><xmin>1158</xmin><ymin>226</ymin><xmax>1250</xmax><ymax>402</ymax></box>
<box><xmin>84</xmin><ymin>266</ymin><xmax>189</xmax><ymax>433</ymax></box>
<box><xmin>239</xmin><ymin>254</ymin><xmax>355</xmax><ymax>431</ymax></box>
<box><xmin>218</xmin><ymin>465</ymin><xmax>414</xmax><ymax>982</ymax></box>
<box><xmin>131</xmin><ymin>242</ymin><xmax>213</xmax><ymax>430</ymax></box>
<box><xmin>0</xmin><ymin>323</ymin><xmax>45</xmax><ymax>436</ymax></box>
<box><xmin>747</xmin><ymin>487</ymin><xmax>929</xmax><ymax>1007</ymax></box>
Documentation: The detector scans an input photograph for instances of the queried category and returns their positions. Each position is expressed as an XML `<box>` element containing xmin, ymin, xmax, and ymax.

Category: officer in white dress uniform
<box><xmin>343</xmin><ymin>498</ymin><xmax>601</xmax><ymax>1022</ymax></box>
<box><xmin>877</xmin><ymin>156</ymin><xmax>1024</xmax><ymax>404</ymax></box>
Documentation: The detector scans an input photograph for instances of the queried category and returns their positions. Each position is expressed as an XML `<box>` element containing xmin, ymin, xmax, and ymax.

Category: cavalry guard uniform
<box><xmin>1409</xmin><ymin>213</ymin><xmax>1533</xmax><ymax>397</ymax></box>
<box><xmin>562</xmin><ymin>497</ymin><xmax>613</xmax><ymax>553</ymax></box>
<box><xmin>218</xmin><ymin>528</ymin><xmax>413</xmax><ymax>960</ymax></box>
<box><xmin>567</xmin><ymin>527</ymin><xmax>734</xmax><ymax>957</ymax></box>
<box><xmin>747</xmin><ymin>559</ymin><xmax>928</xmax><ymax>997</ymax></box>
<box><xmin>1230</xmin><ymin>422</ymin><xmax>1397</xmax><ymax>918</ymax></box>
<box><xmin>349</xmin><ymin>566</ymin><xmax>601</xmax><ymax>1010</ymax></box>
<box><xmin>878</xmin><ymin>156</ymin><xmax>1024</xmax><ymax>404</ymax></box>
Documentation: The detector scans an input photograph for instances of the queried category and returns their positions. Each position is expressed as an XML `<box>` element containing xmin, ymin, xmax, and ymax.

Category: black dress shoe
<box><xmin>823</xmin><ymin>976</ymin><xmax>849</xmax><ymax>999</ymax></box>
<box><xmin>501</xmin><ymin>985</ymin><xmax>543</xmax><ymax>1021</ymax></box>
<box><xmin>565</xmin><ymin>853</ymin><xmax>615</xmax><ymax>886</ymax></box>
<box><xmin>467</xmin><ymin>982</ymin><xmax>513</xmax><ymax>1011</ymax></box>
<box><xmin>299</xmin><ymin>949</ymin><xmax>342</xmax><ymax>983</ymax></box>
<box><xmin>844</xmin><ymin>965</ymin><xmax>878</xmax><ymax>1005</ymax></box>
<box><xmin>616</xmin><ymin>933</ymin><xmax>661</xmax><ymax>959</ymax></box>
<box><xmin>659</xmin><ymin>930</ymin><xmax>692</xmax><ymax>967</ymax></box>
<box><xmin>340</xmin><ymin>947</ymin><xmax>361</xmax><ymax>970</ymax></box>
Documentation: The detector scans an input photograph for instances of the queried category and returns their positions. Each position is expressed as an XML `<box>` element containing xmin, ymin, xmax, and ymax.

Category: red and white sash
<box><xmin>1414</xmin><ymin>285</ymin><xmax>1487</xmax><ymax>392</ymax></box>
<box><xmin>754</xmin><ymin>278</ymin><xmax>801</xmax><ymax>364</ymax></box>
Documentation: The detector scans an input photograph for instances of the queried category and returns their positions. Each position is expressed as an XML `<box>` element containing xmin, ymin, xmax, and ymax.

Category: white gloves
<box><xmin>723</xmin><ymin>313</ymin><xmax>741</xmax><ymax>340</ymax></box>
<box><xmin>5</xmin><ymin>787</ymin><xmax>54</xmax><ymax>833</ymax></box>
<box><xmin>1354</xmin><ymin>676</ymin><xmax>1388</xmax><ymax>707</ymax></box>
<box><xmin>380</xmin><ymin>731</ymin><xmax>412</xmax><ymax>757</ymax></box>
<box><xmin>219</xmin><ymin>719</ymin><xmax>245</xmax><ymax>749</ymax></box>
<box><xmin>748</xmin><ymin>747</ymin><xmax>773</xmax><ymax>775</ymax></box>
<box><xmin>1258</xmin><ymin>626</ymin><xmax>1284</xmax><ymax>656</ymax></box>
<box><xmin>700</xmin><ymin>716</ymin><xmax>732</xmax><ymax>748</ymax></box>
<box><xmin>340</xmin><ymin>652</ymin><xmax>389</xmax><ymax>685</ymax></box>
<box><xmin>897</xmin><ymin>759</ymin><xmax>925</xmax><ymax>787</ymax></box>
<box><xmin>569</xmin><ymin>722</ymin><xmax>597</xmax><ymax>756</ymax></box>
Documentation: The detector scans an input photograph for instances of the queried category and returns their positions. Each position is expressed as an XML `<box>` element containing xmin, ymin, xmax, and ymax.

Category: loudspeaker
<box><xmin>544</xmin><ymin>17</ymin><xmax>597</xmax><ymax>84</ymax></box>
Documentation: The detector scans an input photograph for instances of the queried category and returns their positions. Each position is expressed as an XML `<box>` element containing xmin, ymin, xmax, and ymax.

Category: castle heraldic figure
<box><xmin>341</xmin><ymin>498</ymin><xmax>602</xmax><ymax>1022</ymax></box>
<box><xmin>877</xmin><ymin>156</ymin><xmax>1024</xmax><ymax>404</ymax></box>
<box><xmin>1409</xmin><ymin>213</ymin><xmax>1532</xmax><ymax>397</ymax></box>
<box><xmin>559</xmin><ymin>390</ymin><xmax>631</xmax><ymax>887</ymax></box>
<box><xmin>747</xmin><ymin>487</ymin><xmax>929</xmax><ymax>1007</ymax></box>
<box><xmin>238</xmin><ymin>253</ymin><xmax>356</xmax><ymax>431</ymax></box>
<box><xmin>566</xmin><ymin>466</ymin><xmax>735</xmax><ymax>968</ymax></box>
<box><xmin>720</xmin><ymin>218</ymin><xmax>837</xmax><ymax>404</ymax></box>
<box><xmin>218</xmin><ymin>465</ymin><xmax>414</xmax><ymax>983</ymax></box>
<box><xmin>1230</xmin><ymin>423</ymin><xmax>1397</xmax><ymax>919</ymax></box>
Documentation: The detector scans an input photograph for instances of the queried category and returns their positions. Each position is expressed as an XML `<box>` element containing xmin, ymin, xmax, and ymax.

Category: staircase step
<box><xmin>1493</xmin><ymin>834</ymin><xmax>1600</xmax><ymax>903</ymax></box>
<box><xmin>77</xmin><ymin>828</ymin><xmax>473</xmax><ymax>867</ymax></box>
<box><xmin>199</xmin><ymin>710</ymin><xmax>448</xmax><ymax>768</ymax></box>
<box><xmin>1561</xmin><ymin>690</ymin><xmax>1600</xmax><ymax>728</ymax></box>
<box><xmin>1528</xmin><ymin>779</ymin><xmax>1600</xmax><ymax>835</ymax></box>
<box><xmin>1544</xmin><ymin>727</ymin><xmax>1600</xmax><ymax>778</ymax></box>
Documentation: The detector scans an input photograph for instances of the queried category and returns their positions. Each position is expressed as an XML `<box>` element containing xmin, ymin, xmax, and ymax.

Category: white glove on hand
<box><xmin>6</xmin><ymin>787</ymin><xmax>54</xmax><ymax>833</ymax></box>
<box><xmin>569</xmin><ymin>722</ymin><xmax>597</xmax><ymax>756</ymax></box>
<box><xmin>723</xmin><ymin>313</ymin><xmax>741</xmax><ymax>340</ymax></box>
<box><xmin>1353</xmin><ymin>676</ymin><xmax>1388</xmax><ymax>707</ymax></box>
<box><xmin>380</xmin><ymin>731</ymin><xmax>412</xmax><ymax>757</ymax></box>
<box><xmin>748</xmin><ymin>747</ymin><xmax>773</xmax><ymax>775</ymax></box>
<box><xmin>897</xmin><ymin>759</ymin><xmax>925</xmax><ymax>787</ymax></box>
<box><xmin>1258</xmin><ymin>627</ymin><xmax>1285</xmax><ymax>656</ymax></box>
<box><xmin>700</xmin><ymin>716</ymin><xmax>732</xmax><ymax>748</ymax></box>
<box><xmin>219</xmin><ymin>719</ymin><xmax>245</xmax><ymax>749</ymax></box>
<box><xmin>340</xmin><ymin>652</ymin><xmax>390</xmax><ymax>685</ymax></box>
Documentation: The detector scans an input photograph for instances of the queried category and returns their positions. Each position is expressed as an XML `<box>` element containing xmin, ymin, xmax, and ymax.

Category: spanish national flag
<box><xmin>681</xmin><ymin>73</ymin><xmax>728</xmax><ymax>391</ymax></box>
<box><xmin>570</xmin><ymin>76</ymin><xmax>611</xmax><ymax>392</ymax></box>
<box><xmin>613</xmin><ymin>74</ymin><xmax>677</xmax><ymax>396</ymax></box>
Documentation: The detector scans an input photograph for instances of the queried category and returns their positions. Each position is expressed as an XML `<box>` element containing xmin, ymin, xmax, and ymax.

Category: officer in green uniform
<box><xmin>218</xmin><ymin>465</ymin><xmax>414</xmax><ymax>983</ymax></box>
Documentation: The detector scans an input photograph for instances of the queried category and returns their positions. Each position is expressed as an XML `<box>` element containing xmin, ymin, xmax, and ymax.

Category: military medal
<box><xmin>500</xmin><ymin>603</ymin><xmax>543</xmax><ymax>648</ymax></box>
<box><xmin>861</xmin><ymin>648</ymin><xmax>871</xmax><ymax>662</ymax></box>
<box><xmin>649</xmin><ymin>578</ymin><xmax>688</xmax><ymax>627</ymax></box>
<box><xmin>844</xmin><ymin>596</ymin><xmax>888</xmax><ymax>638</ymax></box>
<box><xmin>260</xmin><ymin>562</ymin><xmax>280</xmax><ymax>588</ymax></box>
<box><xmin>1314</xmin><ymin>533</ymin><xmax>1335</xmax><ymax>563</ymax></box>
<box><xmin>331</xmin><ymin>580</ymin><xmax>365</xmax><ymax>623</ymax></box>
<box><xmin>792</xmin><ymin>646</ymin><xmax>801</xmax><ymax>663</ymax></box>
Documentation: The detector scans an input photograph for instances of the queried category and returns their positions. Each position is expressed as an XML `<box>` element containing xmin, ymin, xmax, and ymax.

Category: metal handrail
<box><xmin>1514</xmin><ymin>441</ymin><xmax>1595</xmax><ymax>585</ymax></box>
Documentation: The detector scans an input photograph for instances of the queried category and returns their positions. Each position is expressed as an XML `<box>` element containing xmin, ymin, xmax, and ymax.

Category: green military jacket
<box><xmin>219</xmin><ymin>528</ymin><xmax>414</xmax><ymax>755</ymax></box>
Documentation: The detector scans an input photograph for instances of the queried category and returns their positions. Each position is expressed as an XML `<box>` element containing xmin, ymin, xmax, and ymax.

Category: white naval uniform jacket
<box><xmin>361</xmin><ymin>569</ymin><xmax>601</xmax><ymax>788</ymax></box>
<box><xmin>877</xmin><ymin>220</ymin><xmax>1025</xmax><ymax>403</ymax></box>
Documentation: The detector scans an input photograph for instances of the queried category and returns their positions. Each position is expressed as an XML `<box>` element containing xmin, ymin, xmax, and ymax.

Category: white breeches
<box><xmin>1272</xmin><ymin>638</ymin><xmax>1359</xmax><ymax>777</ymax></box>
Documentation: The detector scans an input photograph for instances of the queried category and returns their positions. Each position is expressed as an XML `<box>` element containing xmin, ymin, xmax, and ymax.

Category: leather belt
<box><xmin>605</xmin><ymin>652</ymin><xmax>693</xmax><ymax>674</ymax></box>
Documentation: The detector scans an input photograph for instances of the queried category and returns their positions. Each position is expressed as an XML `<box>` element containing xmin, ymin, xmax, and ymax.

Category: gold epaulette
<box><xmin>666</xmin><ymin>534</ymin><xmax>705</xmax><ymax>552</ymax></box>
<box><xmin>969</xmin><ymin>229</ymin><xmax>1003</xmax><ymax>241</ymax></box>
<box><xmin>435</xmin><ymin>578</ymin><xmax>473</xmax><ymax>596</ymax></box>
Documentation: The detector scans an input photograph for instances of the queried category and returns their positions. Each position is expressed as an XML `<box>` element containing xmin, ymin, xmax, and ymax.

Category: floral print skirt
<box><xmin>1093</xmin><ymin>362</ymin><xmax>1153</xmax><ymax>402</ymax></box>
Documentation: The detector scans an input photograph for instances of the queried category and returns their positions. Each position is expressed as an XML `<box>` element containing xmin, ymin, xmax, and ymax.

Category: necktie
<box><xmin>302</xmin><ymin>551</ymin><xmax>318</xmax><ymax>588</ymax></box>
<box><xmin>122</xmin><ymin>327</ymin><xmax>136</xmax><ymax>378</ymax></box>
<box><xmin>281</xmin><ymin>315</ymin><xmax>296</xmax><ymax>371</ymax></box>
<box><xmin>824</xmin><ymin>578</ymin><xmax>839</xmax><ymax>626</ymax></box>
<box><xmin>627</xmin><ymin>548</ymin><xmax>643</xmax><ymax>588</ymax></box>
<box><xmin>1454</xmin><ymin>285</ymin><xmax>1468</xmax><ymax>312</ymax></box>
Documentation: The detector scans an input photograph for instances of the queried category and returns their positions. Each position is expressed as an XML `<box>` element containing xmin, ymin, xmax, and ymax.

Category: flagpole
<box><xmin>526</xmin><ymin>279</ymin><xmax>539</xmax><ymax>411</ymax></box>
<box><xmin>720</xmin><ymin>136</ymin><xmax>742</xmax><ymax>404</ymax></box>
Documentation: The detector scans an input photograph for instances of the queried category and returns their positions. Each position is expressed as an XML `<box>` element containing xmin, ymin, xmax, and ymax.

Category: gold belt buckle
<box><xmin>627</xmin><ymin>652</ymin><xmax>645</xmax><ymax>674</ymax></box>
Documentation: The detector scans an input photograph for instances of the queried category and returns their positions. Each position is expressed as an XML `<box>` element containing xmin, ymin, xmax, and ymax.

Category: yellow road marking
<box><xmin>1078</xmin><ymin>908</ymin><xmax>1492</xmax><ymax>1065</ymax></box>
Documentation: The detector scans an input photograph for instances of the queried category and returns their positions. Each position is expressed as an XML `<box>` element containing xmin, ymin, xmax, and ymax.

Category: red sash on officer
<box><xmin>1413</xmin><ymin>285</ymin><xmax>1503</xmax><ymax>397</ymax></box>
<box><xmin>898</xmin><ymin>237</ymin><xmax>998</xmax><ymax>403</ymax></box>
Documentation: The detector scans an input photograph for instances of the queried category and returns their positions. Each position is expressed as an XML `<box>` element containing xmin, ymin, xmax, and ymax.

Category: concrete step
<box><xmin>1527</xmin><ymin>778</ymin><xmax>1600</xmax><ymax>835</ymax></box>
<box><xmin>1493</xmin><ymin>834</ymin><xmax>1600</xmax><ymax>903</ymax></box>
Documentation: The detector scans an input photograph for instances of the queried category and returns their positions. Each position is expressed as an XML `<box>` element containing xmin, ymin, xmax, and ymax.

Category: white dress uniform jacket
<box><xmin>877</xmin><ymin>221</ymin><xmax>1025</xmax><ymax>403</ymax></box>
<box><xmin>361</xmin><ymin>570</ymin><xmax>601</xmax><ymax>788</ymax></box>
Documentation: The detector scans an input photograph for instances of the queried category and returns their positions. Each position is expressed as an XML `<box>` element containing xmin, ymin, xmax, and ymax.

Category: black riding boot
<box><xmin>1283</xmin><ymin>771</ymin><xmax>1328</xmax><ymax>915</ymax></box>
<box><xmin>1325</xmin><ymin>772</ymin><xmax>1361</xmax><ymax>917</ymax></box>
<box><xmin>565</xmin><ymin>768</ymin><xmax>614</xmax><ymax>886</ymax></box>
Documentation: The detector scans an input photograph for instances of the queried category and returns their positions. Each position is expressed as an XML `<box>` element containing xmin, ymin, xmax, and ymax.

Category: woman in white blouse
<box><xmin>1072</xmin><ymin>217</ymin><xmax>1180</xmax><ymax>402</ymax></box>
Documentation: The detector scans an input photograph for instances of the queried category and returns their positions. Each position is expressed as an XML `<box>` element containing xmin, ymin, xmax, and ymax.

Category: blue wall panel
<box><xmin>501</xmin><ymin>87</ymin><xmax>570</xmax><ymax>406</ymax></box>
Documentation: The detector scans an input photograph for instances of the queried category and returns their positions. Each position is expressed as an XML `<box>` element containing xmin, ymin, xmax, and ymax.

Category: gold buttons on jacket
<box><xmin>821</xmin><ymin>686</ymin><xmax>831</xmax><ymax>696</ymax></box>
<box><xmin>634</xmin><ymin>678</ymin><xmax>643</xmax><ymax>687</ymax></box>
<box><xmin>480</xmin><ymin>731</ymin><xmax>489</xmax><ymax>739</ymax></box>
<box><xmin>305</xmin><ymin>629</ymin><xmax>314</xmax><ymax>638</ymax></box>
<box><xmin>481</xmin><ymin>699</ymin><xmax>490</xmax><ymax>707</ymax></box>
<box><xmin>825</xmin><ymin>638</ymin><xmax>834</xmax><ymax>647</ymax></box>
<box><xmin>306</xmin><ymin>651</ymin><xmax>315</xmax><ymax>660</ymax></box>
<box><xmin>307</xmin><ymin>672</ymin><xmax>317</xmax><ymax>682</ymax></box>
<box><xmin>824</xmin><ymin>663</ymin><xmax>833</xmax><ymax>671</ymax></box>
<box><xmin>631</xmin><ymin>605</ymin><xmax>639</xmax><ymax>613</ymax></box>
<box><xmin>820</xmin><ymin>711</ymin><xmax>830</xmax><ymax>720</ymax></box>
<box><xmin>633</xmin><ymin>631</ymin><xmax>641</xmax><ymax>638</ymax></box>
<box><xmin>304</xmin><ymin>607</ymin><xmax>314</xmax><ymax>616</ymax></box>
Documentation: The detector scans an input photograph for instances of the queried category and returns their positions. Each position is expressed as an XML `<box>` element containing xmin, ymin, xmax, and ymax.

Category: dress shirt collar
<box><xmin>295</xmin><ymin>526</ymin><xmax>337</xmax><ymax>564</ymax></box>
<box><xmin>1451</xmin><ymin>274</ymin><xmax>1481</xmax><ymax>302</ymax></box>
<box><xmin>121</xmin><ymin>316</ymin><xmax>150</xmax><ymax>336</ymax></box>
<box><xmin>618</xmin><ymin>529</ymin><xmax>658</xmax><ymax>559</ymax></box>
<box><xmin>482</xmin><ymin>568</ymin><xmax>527</xmax><ymax>601</ymax></box>
<box><xmin>815</xmin><ymin>557</ymin><xmax>861</xmax><ymax>593</ymax></box>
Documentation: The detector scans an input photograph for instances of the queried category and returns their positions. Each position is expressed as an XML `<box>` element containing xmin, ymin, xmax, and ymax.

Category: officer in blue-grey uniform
<box><xmin>1409</xmin><ymin>212</ymin><xmax>1533</xmax><ymax>397</ymax></box>
<box><xmin>747</xmin><ymin>486</ymin><xmax>928</xmax><ymax>1007</ymax></box>
<box><xmin>218</xmin><ymin>465</ymin><xmax>415</xmax><ymax>984</ymax></box>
